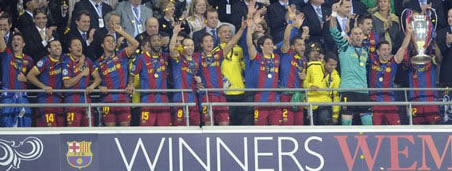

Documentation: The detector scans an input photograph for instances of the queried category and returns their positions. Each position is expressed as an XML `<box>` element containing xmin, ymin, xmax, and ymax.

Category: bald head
<box><xmin>145</xmin><ymin>17</ymin><xmax>159</xmax><ymax>35</ymax></box>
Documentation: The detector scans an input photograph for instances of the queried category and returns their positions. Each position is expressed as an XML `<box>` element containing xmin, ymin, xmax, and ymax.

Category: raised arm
<box><xmin>0</xmin><ymin>30</ymin><xmax>6</xmax><ymax>53</ymax></box>
<box><xmin>394</xmin><ymin>25</ymin><xmax>412</xmax><ymax>64</ymax></box>
<box><xmin>223</xmin><ymin>19</ymin><xmax>246</xmax><ymax>55</ymax></box>
<box><xmin>114</xmin><ymin>25</ymin><xmax>139</xmax><ymax>56</ymax></box>
<box><xmin>169</xmin><ymin>23</ymin><xmax>183</xmax><ymax>59</ymax></box>
<box><xmin>282</xmin><ymin>7</ymin><xmax>296</xmax><ymax>54</ymax></box>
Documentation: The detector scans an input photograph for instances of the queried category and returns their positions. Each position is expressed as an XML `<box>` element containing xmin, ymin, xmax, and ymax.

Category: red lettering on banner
<box><xmin>334</xmin><ymin>135</ymin><xmax>384</xmax><ymax>171</ymax></box>
<box><xmin>388</xmin><ymin>135</ymin><xmax>417</xmax><ymax>170</ymax></box>
<box><xmin>417</xmin><ymin>135</ymin><xmax>452</xmax><ymax>170</ymax></box>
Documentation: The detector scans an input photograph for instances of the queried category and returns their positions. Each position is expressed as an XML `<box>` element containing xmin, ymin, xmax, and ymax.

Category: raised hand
<box><xmin>332</xmin><ymin>0</ymin><xmax>342</xmax><ymax>13</ymax></box>
<box><xmin>173</xmin><ymin>23</ymin><xmax>183</xmax><ymax>34</ymax></box>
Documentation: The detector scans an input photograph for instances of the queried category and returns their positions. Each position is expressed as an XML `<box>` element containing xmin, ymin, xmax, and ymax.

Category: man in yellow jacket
<box><xmin>304</xmin><ymin>52</ymin><xmax>341</xmax><ymax>125</ymax></box>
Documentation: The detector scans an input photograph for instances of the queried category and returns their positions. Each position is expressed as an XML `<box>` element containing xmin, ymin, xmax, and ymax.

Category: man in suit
<box><xmin>437</xmin><ymin>8</ymin><xmax>452</xmax><ymax>87</ymax></box>
<box><xmin>324</xmin><ymin>0</ymin><xmax>355</xmax><ymax>51</ymax></box>
<box><xmin>135</xmin><ymin>17</ymin><xmax>159</xmax><ymax>47</ymax></box>
<box><xmin>64</xmin><ymin>10</ymin><xmax>96</xmax><ymax>60</ymax></box>
<box><xmin>404</xmin><ymin>0</ymin><xmax>447</xmax><ymax>29</ymax></box>
<box><xmin>230</xmin><ymin>0</ymin><xmax>266</xmax><ymax>31</ymax></box>
<box><xmin>71</xmin><ymin>0</ymin><xmax>113</xmax><ymax>30</ymax></box>
<box><xmin>302</xmin><ymin>0</ymin><xmax>331</xmax><ymax>46</ymax></box>
<box><xmin>0</xmin><ymin>12</ymin><xmax>13</xmax><ymax>86</ymax></box>
<box><xmin>23</xmin><ymin>8</ymin><xmax>59</xmax><ymax>62</ymax></box>
<box><xmin>192</xmin><ymin>8</ymin><xmax>221</xmax><ymax>50</ymax></box>
<box><xmin>18</xmin><ymin>0</ymin><xmax>40</xmax><ymax>33</ymax></box>
<box><xmin>266</xmin><ymin>0</ymin><xmax>291</xmax><ymax>44</ymax></box>
<box><xmin>208</xmin><ymin>0</ymin><xmax>240</xmax><ymax>24</ymax></box>
<box><xmin>116</xmin><ymin>0</ymin><xmax>153</xmax><ymax>37</ymax></box>
<box><xmin>0</xmin><ymin>12</ymin><xmax>12</xmax><ymax>48</ymax></box>
<box><xmin>91</xmin><ymin>11</ymin><xmax>128</xmax><ymax>59</ymax></box>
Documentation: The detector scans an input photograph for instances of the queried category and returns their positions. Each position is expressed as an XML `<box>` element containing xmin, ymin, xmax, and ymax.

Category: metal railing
<box><xmin>0</xmin><ymin>87</ymin><xmax>451</xmax><ymax>126</ymax></box>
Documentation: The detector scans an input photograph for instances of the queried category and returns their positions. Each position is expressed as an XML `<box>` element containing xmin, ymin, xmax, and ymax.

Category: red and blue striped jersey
<box><xmin>34</xmin><ymin>56</ymin><xmax>63</xmax><ymax>103</ymax></box>
<box><xmin>96</xmin><ymin>49</ymin><xmax>130</xmax><ymax>102</ymax></box>
<box><xmin>62</xmin><ymin>54</ymin><xmax>96</xmax><ymax>103</ymax></box>
<box><xmin>199</xmin><ymin>49</ymin><xmax>224</xmax><ymax>96</ymax></box>
<box><xmin>131</xmin><ymin>51</ymin><xmax>169</xmax><ymax>103</ymax></box>
<box><xmin>408</xmin><ymin>62</ymin><xmax>437</xmax><ymax>102</ymax></box>
<box><xmin>279</xmin><ymin>50</ymin><xmax>306</xmax><ymax>89</ymax></box>
<box><xmin>252</xmin><ymin>53</ymin><xmax>280</xmax><ymax>102</ymax></box>
<box><xmin>403</xmin><ymin>48</ymin><xmax>437</xmax><ymax>102</ymax></box>
<box><xmin>170</xmin><ymin>55</ymin><xmax>200</xmax><ymax>103</ymax></box>
<box><xmin>1</xmin><ymin>48</ymin><xmax>33</xmax><ymax>91</ymax></box>
<box><xmin>368</xmin><ymin>54</ymin><xmax>398</xmax><ymax>102</ymax></box>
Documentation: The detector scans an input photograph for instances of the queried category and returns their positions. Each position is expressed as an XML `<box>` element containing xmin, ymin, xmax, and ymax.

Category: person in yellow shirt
<box><xmin>217</xmin><ymin>23</ymin><xmax>252</xmax><ymax>125</ymax></box>
<box><xmin>304</xmin><ymin>52</ymin><xmax>340</xmax><ymax>125</ymax></box>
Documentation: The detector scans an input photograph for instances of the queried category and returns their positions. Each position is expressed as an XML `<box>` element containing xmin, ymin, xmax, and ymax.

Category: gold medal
<box><xmin>413</xmin><ymin>74</ymin><xmax>418</xmax><ymax>79</ymax></box>
<box><xmin>386</xmin><ymin>67</ymin><xmax>391</xmax><ymax>73</ymax></box>
<box><xmin>379</xmin><ymin>77</ymin><xmax>383</xmax><ymax>82</ymax></box>
<box><xmin>360</xmin><ymin>62</ymin><xmax>364</xmax><ymax>67</ymax></box>
<box><xmin>154</xmin><ymin>73</ymin><xmax>159</xmax><ymax>78</ymax></box>
<box><xmin>268</xmin><ymin>73</ymin><xmax>272</xmax><ymax>78</ymax></box>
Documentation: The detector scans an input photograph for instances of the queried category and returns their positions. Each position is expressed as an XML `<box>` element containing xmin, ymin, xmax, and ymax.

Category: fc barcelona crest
<box><xmin>66</xmin><ymin>141</ymin><xmax>93</xmax><ymax>169</ymax></box>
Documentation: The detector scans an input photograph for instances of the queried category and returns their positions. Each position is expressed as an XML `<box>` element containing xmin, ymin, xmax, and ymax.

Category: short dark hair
<box><xmin>376</xmin><ymin>40</ymin><xmax>390</xmax><ymax>50</ymax></box>
<box><xmin>101</xmin><ymin>34</ymin><xmax>115</xmax><ymax>43</ymax></box>
<box><xmin>12</xmin><ymin>32</ymin><xmax>24</xmax><ymax>40</ymax></box>
<box><xmin>290</xmin><ymin>37</ymin><xmax>304</xmax><ymax>46</ymax></box>
<box><xmin>47</xmin><ymin>39</ymin><xmax>61</xmax><ymax>49</ymax></box>
<box><xmin>357</xmin><ymin>14</ymin><xmax>372</xmax><ymax>26</ymax></box>
<box><xmin>305</xmin><ymin>41</ymin><xmax>323</xmax><ymax>55</ymax></box>
<box><xmin>75</xmin><ymin>10</ymin><xmax>90</xmax><ymax>21</ymax></box>
<box><xmin>257</xmin><ymin>35</ymin><xmax>273</xmax><ymax>51</ymax></box>
<box><xmin>159</xmin><ymin>31</ymin><xmax>170</xmax><ymax>38</ymax></box>
<box><xmin>33</xmin><ymin>8</ymin><xmax>47</xmax><ymax>18</ymax></box>
<box><xmin>206</xmin><ymin>7</ymin><xmax>218</xmax><ymax>14</ymax></box>
<box><xmin>0</xmin><ymin>12</ymin><xmax>12</xmax><ymax>25</ymax></box>
<box><xmin>325</xmin><ymin>52</ymin><xmax>338</xmax><ymax>63</ymax></box>
<box><xmin>69</xmin><ymin>37</ymin><xmax>83</xmax><ymax>46</ymax></box>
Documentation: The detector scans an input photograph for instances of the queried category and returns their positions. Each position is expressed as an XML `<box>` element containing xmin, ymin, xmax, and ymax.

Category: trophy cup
<box><xmin>401</xmin><ymin>8</ymin><xmax>437</xmax><ymax>64</ymax></box>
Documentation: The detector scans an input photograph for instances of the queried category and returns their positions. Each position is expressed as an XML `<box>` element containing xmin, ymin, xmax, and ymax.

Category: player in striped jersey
<box><xmin>97</xmin><ymin>25</ymin><xmax>139</xmax><ymax>126</ymax></box>
<box><xmin>169</xmin><ymin>24</ymin><xmax>203</xmax><ymax>126</ymax></box>
<box><xmin>62</xmin><ymin>37</ymin><xmax>101</xmax><ymax>127</ymax></box>
<box><xmin>279</xmin><ymin>6</ymin><xmax>306</xmax><ymax>125</ymax></box>
<box><xmin>27</xmin><ymin>40</ymin><xmax>65</xmax><ymax>127</ymax></box>
<box><xmin>0</xmin><ymin>32</ymin><xmax>33</xmax><ymax>127</ymax></box>
<box><xmin>368</xmin><ymin>33</ymin><xmax>410</xmax><ymax>125</ymax></box>
<box><xmin>128</xmin><ymin>34</ymin><xmax>172</xmax><ymax>126</ymax></box>
<box><xmin>197</xmin><ymin>21</ymin><xmax>246</xmax><ymax>126</ymax></box>
<box><xmin>247</xmin><ymin>11</ymin><xmax>282</xmax><ymax>125</ymax></box>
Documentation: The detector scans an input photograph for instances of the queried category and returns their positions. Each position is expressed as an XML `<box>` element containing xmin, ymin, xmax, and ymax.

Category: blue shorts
<box><xmin>1</xmin><ymin>95</ymin><xmax>32</xmax><ymax>127</ymax></box>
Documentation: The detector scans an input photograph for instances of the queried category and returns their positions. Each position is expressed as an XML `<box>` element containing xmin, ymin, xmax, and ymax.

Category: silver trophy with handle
<box><xmin>401</xmin><ymin>8</ymin><xmax>437</xmax><ymax>64</ymax></box>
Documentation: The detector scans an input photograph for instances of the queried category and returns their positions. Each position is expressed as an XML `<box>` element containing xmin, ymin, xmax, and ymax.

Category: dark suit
<box><xmin>47</xmin><ymin>0</ymin><xmax>69</xmax><ymax>37</ymax></box>
<box><xmin>23</xmin><ymin>27</ymin><xmax>60</xmax><ymax>62</ymax></box>
<box><xmin>64</xmin><ymin>28</ymin><xmax>97</xmax><ymax>61</ymax></box>
<box><xmin>17</xmin><ymin>11</ymin><xmax>34</xmax><ymax>33</ymax></box>
<box><xmin>230</xmin><ymin>1</ymin><xmax>265</xmax><ymax>32</ymax></box>
<box><xmin>91</xmin><ymin>28</ymin><xmax>128</xmax><ymax>59</ymax></box>
<box><xmin>71</xmin><ymin>0</ymin><xmax>113</xmax><ymax>30</ymax></box>
<box><xmin>403</xmin><ymin>0</ymin><xmax>447</xmax><ymax>29</ymax></box>
<box><xmin>192</xmin><ymin>27</ymin><xmax>218</xmax><ymax>51</ymax></box>
<box><xmin>266</xmin><ymin>2</ymin><xmax>289</xmax><ymax>43</ymax></box>
<box><xmin>330</xmin><ymin>0</ymin><xmax>368</xmax><ymax>15</ymax></box>
<box><xmin>437</xmin><ymin>26</ymin><xmax>452</xmax><ymax>86</ymax></box>
<box><xmin>208</xmin><ymin>0</ymin><xmax>240</xmax><ymax>24</ymax></box>
<box><xmin>158</xmin><ymin>17</ymin><xmax>191</xmax><ymax>37</ymax></box>
<box><xmin>302</xmin><ymin>3</ymin><xmax>331</xmax><ymax>46</ymax></box>
<box><xmin>324</xmin><ymin>17</ymin><xmax>355</xmax><ymax>52</ymax></box>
